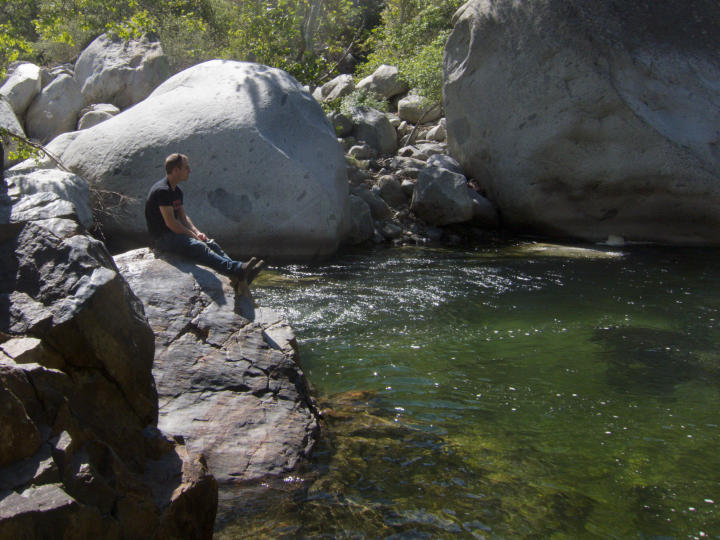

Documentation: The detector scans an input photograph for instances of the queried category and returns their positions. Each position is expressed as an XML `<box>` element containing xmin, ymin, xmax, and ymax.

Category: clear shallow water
<box><xmin>220</xmin><ymin>243</ymin><xmax>720</xmax><ymax>539</ymax></box>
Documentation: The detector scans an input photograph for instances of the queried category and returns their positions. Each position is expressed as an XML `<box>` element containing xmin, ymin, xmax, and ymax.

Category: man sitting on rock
<box><xmin>145</xmin><ymin>152</ymin><xmax>264</xmax><ymax>291</ymax></box>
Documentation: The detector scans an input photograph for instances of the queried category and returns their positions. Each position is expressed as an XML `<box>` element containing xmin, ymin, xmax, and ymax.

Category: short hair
<box><xmin>165</xmin><ymin>153</ymin><xmax>188</xmax><ymax>175</ymax></box>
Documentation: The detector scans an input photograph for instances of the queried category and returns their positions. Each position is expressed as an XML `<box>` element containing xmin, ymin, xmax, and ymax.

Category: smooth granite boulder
<box><xmin>77</xmin><ymin>103</ymin><xmax>120</xmax><ymax>130</ymax></box>
<box><xmin>356</xmin><ymin>64</ymin><xmax>408</xmax><ymax>100</ymax></box>
<box><xmin>444</xmin><ymin>0</ymin><xmax>720</xmax><ymax>244</ymax></box>
<box><xmin>317</xmin><ymin>74</ymin><xmax>355</xmax><ymax>102</ymax></box>
<box><xmin>25</xmin><ymin>75</ymin><xmax>84</xmax><ymax>144</ymax></box>
<box><xmin>59</xmin><ymin>60</ymin><xmax>349</xmax><ymax>260</ymax></box>
<box><xmin>0</xmin><ymin>189</ymin><xmax>217</xmax><ymax>538</ymax></box>
<box><xmin>397</xmin><ymin>94</ymin><xmax>442</xmax><ymax>124</ymax></box>
<box><xmin>74</xmin><ymin>33</ymin><xmax>171</xmax><ymax>109</ymax></box>
<box><xmin>114</xmin><ymin>248</ymin><xmax>320</xmax><ymax>519</ymax></box>
<box><xmin>0</xmin><ymin>63</ymin><xmax>42</xmax><ymax>117</ymax></box>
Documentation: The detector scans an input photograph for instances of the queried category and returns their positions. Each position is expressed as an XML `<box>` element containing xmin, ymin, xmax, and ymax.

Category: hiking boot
<box><xmin>230</xmin><ymin>257</ymin><xmax>266</xmax><ymax>292</ymax></box>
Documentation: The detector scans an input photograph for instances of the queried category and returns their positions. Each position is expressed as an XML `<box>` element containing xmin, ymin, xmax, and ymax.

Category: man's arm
<box><xmin>159</xmin><ymin>205</ymin><xmax>207</xmax><ymax>241</ymax></box>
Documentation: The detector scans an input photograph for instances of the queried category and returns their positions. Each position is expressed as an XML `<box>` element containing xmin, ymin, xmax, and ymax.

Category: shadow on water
<box><xmin>593</xmin><ymin>325</ymin><xmax>720</xmax><ymax>395</ymax></box>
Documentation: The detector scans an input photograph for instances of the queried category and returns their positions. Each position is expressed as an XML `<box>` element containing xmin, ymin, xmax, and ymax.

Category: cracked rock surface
<box><xmin>114</xmin><ymin>248</ymin><xmax>320</xmax><ymax>520</ymax></box>
<box><xmin>0</xmin><ymin>181</ymin><xmax>217</xmax><ymax>538</ymax></box>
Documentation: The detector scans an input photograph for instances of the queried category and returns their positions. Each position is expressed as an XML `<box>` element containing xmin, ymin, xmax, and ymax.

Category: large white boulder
<box><xmin>74</xmin><ymin>33</ymin><xmax>171</xmax><ymax>109</ymax></box>
<box><xmin>25</xmin><ymin>75</ymin><xmax>84</xmax><ymax>144</ymax></box>
<box><xmin>0</xmin><ymin>63</ymin><xmax>42</xmax><ymax>117</ymax></box>
<box><xmin>444</xmin><ymin>0</ymin><xmax>720</xmax><ymax>244</ymax></box>
<box><xmin>58</xmin><ymin>60</ymin><xmax>349</xmax><ymax>260</ymax></box>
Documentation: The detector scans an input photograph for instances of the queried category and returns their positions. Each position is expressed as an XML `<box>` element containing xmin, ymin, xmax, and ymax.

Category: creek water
<box><xmin>219</xmin><ymin>242</ymin><xmax>720</xmax><ymax>539</ymax></box>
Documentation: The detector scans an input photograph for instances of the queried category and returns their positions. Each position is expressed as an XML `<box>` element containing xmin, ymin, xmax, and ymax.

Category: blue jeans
<box><xmin>154</xmin><ymin>232</ymin><xmax>241</xmax><ymax>277</ymax></box>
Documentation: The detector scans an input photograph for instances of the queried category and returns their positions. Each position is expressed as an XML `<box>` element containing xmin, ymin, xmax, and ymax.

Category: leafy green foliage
<box><xmin>0</xmin><ymin>127</ymin><xmax>47</xmax><ymax>163</ymax></box>
<box><xmin>1</xmin><ymin>0</ymin><xmax>370</xmax><ymax>85</ymax></box>
<box><xmin>356</xmin><ymin>0</ymin><xmax>463</xmax><ymax>103</ymax></box>
<box><xmin>1</xmin><ymin>0</ymin><xmax>461</xmax><ymax>104</ymax></box>
<box><xmin>338</xmin><ymin>88</ymin><xmax>388</xmax><ymax>115</ymax></box>
<box><xmin>0</xmin><ymin>24</ymin><xmax>33</xmax><ymax>79</ymax></box>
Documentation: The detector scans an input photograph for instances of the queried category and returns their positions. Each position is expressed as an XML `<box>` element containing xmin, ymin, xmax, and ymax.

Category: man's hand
<box><xmin>196</xmin><ymin>232</ymin><xmax>208</xmax><ymax>242</ymax></box>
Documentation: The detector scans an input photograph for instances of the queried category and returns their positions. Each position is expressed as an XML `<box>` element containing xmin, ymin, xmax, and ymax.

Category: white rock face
<box><xmin>25</xmin><ymin>75</ymin><xmax>84</xmax><ymax>144</ymax></box>
<box><xmin>357</xmin><ymin>64</ymin><xmax>408</xmax><ymax>100</ymax></box>
<box><xmin>444</xmin><ymin>0</ymin><xmax>720</xmax><ymax>244</ymax></box>
<box><xmin>427</xmin><ymin>118</ymin><xmax>446</xmax><ymax>142</ymax></box>
<box><xmin>59</xmin><ymin>60</ymin><xmax>349</xmax><ymax>260</ymax></box>
<box><xmin>397</xmin><ymin>94</ymin><xmax>442</xmax><ymax>124</ymax></box>
<box><xmin>77</xmin><ymin>103</ymin><xmax>120</xmax><ymax>130</ymax></box>
<box><xmin>74</xmin><ymin>33</ymin><xmax>171</xmax><ymax>109</ymax></box>
<box><xmin>0</xmin><ymin>63</ymin><xmax>42</xmax><ymax>117</ymax></box>
<box><xmin>1</xmin><ymin>97</ymin><xmax>25</xmax><ymax>168</ymax></box>
<box><xmin>410</xmin><ymin>166</ymin><xmax>474</xmax><ymax>225</ymax></box>
<box><xmin>5</xmin><ymin>168</ymin><xmax>93</xmax><ymax>228</ymax></box>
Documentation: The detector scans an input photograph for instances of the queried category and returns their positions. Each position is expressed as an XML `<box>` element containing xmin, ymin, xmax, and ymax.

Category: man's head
<box><xmin>165</xmin><ymin>153</ymin><xmax>190</xmax><ymax>184</ymax></box>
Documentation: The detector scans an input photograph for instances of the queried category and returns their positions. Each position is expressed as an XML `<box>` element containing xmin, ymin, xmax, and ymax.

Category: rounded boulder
<box><xmin>59</xmin><ymin>60</ymin><xmax>349</xmax><ymax>260</ymax></box>
<box><xmin>444</xmin><ymin>0</ymin><xmax>720</xmax><ymax>244</ymax></box>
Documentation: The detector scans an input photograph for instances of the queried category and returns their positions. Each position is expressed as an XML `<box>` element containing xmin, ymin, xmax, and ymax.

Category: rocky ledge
<box><xmin>114</xmin><ymin>248</ymin><xmax>321</xmax><ymax>521</ymax></box>
<box><xmin>0</xmin><ymin>187</ymin><xmax>217</xmax><ymax>537</ymax></box>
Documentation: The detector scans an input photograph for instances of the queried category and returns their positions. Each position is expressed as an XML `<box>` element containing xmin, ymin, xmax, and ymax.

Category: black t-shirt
<box><xmin>145</xmin><ymin>178</ymin><xmax>182</xmax><ymax>238</ymax></box>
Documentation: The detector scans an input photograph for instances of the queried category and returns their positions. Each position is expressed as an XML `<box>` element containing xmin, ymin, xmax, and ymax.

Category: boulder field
<box><xmin>444</xmin><ymin>0</ymin><xmax>720</xmax><ymax>244</ymax></box>
<box><xmin>57</xmin><ymin>59</ymin><xmax>349</xmax><ymax>260</ymax></box>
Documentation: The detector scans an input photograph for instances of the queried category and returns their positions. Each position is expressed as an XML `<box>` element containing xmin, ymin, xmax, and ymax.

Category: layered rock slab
<box><xmin>60</xmin><ymin>59</ymin><xmax>349</xmax><ymax>259</ymax></box>
<box><xmin>114</xmin><ymin>248</ymin><xmax>320</xmax><ymax>518</ymax></box>
<box><xmin>0</xmin><ymin>183</ymin><xmax>217</xmax><ymax>538</ymax></box>
<box><xmin>444</xmin><ymin>0</ymin><xmax>720</xmax><ymax>244</ymax></box>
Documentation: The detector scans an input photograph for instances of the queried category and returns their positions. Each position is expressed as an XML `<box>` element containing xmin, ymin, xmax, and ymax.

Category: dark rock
<box><xmin>377</xmin><ymin>175</ymin><xmax>408</xmax><ymax>208</ymax></box>
<box><xmin>114</xmin><ymin>248</ymin><xmax>320</xmax><ymax>520</ymax></box>
<box><xmin>427</xmin><ymin>154</ymin><xmax>463</xmax><ymax>175</ymax></box>
<box><xmin>0</xmin><ymin>193</ymin><xmax>217</xmax><ymax>538</ymax></box>
<box><xmin>410</xmin><ymin>167</ymin><xmax>474</xmax><ymax>226</ymax></box>
<box><xmin>347</xmin><ymin>195</ymin><xmax>375</xmax><ymax>245</ymax></box>
<box><xmin>328</xmin><ymin>111</ymin><xmax>353</xmax><ymax>137</ymax></box>
<box><xmin>350</xmin><ymin>107</ymin><xmax>398</xmax><ymax>154</ymax></box>
<box><xmin>350</xmin><ymin>185</ymin><xmax>393</xmax><ymax>220</ymax></box>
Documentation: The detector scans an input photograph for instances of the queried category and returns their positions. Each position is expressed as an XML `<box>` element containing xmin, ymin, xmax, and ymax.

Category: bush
<box><xmin>339</xmin><ymin>88</ymin><xmax>388</xmax><ymax>115</ymax></box>
<box><xmin>356</xmin><ymin>0</ymin><xmax>463</xmax><ymax>103</ymax></box>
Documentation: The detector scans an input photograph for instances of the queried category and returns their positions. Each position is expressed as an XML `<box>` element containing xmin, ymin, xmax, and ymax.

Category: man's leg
<box><xmin>206</xmin><ymin>239</ymin><xmax>265</xmax><ymax>285</ymax></box>
<box><xmin>157</xmin><ymin>233</ymin><xmax>240</xmax><ymax>276</ymax></box>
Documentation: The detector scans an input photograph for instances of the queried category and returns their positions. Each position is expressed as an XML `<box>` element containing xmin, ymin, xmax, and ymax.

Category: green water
<box><xmin>221</xmin><ymin>243</ymin><xmax>720</xmax><ymax>539</ymax></box>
